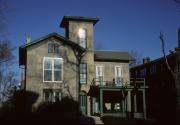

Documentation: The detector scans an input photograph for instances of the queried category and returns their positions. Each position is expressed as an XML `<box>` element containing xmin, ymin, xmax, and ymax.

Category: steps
<box><xmin>89</xmin><ymin>116</ymin><xmax>104</xmax><ymax>124</ymax></box>
<box><xmin>80</xmin><ymin>115</ymin><xmax>104</xmax><ymax>124</ymax></box>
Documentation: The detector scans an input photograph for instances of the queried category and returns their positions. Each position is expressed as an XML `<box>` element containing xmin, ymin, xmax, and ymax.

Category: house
<box><xmin>130</xmin><ymin>51</ymin><xmax>178</xmax><ymax>120</ymax></box>
<box><xmin>19</xmin><ymin>16</ymin><xmax>147</xmax><ymax>119</ymax></box>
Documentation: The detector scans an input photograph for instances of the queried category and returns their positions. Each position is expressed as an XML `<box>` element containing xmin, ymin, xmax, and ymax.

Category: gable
<box><xmin>19</xmin><ymin>33</ymin><xmax>85</xmax><ymax>65</ymax></box>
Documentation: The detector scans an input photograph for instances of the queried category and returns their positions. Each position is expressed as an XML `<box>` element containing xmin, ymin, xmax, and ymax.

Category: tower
<box><xmin>60</xmin><ymin>16</ymin><xmax>99</xmax><ymax>115</ymax></box>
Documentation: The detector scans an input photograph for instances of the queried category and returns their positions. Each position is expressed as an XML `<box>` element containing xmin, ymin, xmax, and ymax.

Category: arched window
<box><xmin>78</xmin><ymin>28</ymin><xmax>87</xmax><ymax>48</ymax></box>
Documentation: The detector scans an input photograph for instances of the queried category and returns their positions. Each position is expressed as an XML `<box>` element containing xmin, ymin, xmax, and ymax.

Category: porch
<box><xmin>88</xmin><ymin>78</ymin><xmax>148</xmax><ymax>119</ymax></box>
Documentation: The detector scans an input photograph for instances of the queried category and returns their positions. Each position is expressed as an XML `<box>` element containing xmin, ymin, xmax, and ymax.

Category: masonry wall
<box><xmin>94</xmin><ymin>61</ymin><xmax>130</xmax><ymax>85</ymax></box>
<box><xmin>25</xmin><ymin>37</ymin><xmax>78</xmax><ymax>107</ymax></box>
<box><xmin>67</xmin><ymin>21</ymin><xmax>95</xmax><ymax>115</ymax></box>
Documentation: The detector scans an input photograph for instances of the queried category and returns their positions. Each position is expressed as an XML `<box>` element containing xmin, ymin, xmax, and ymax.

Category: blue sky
<box><xmin>4</xmin><ymin>0</ymin><xmax>180</xmax><ymax>72</ymax></box>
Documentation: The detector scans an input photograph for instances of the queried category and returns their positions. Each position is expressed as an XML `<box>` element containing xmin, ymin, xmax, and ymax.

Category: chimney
<box><xmin>143</xmin><ymin>57</ymin><xmax>150</xmax><ymax>64</ymax></box>
<box><xmin>26</xmin><ymin>36</ymin><xmax>31</xmax><ymax>44</ymax></box>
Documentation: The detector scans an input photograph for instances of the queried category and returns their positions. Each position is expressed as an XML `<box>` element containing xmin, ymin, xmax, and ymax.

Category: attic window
<box><xmin>48</xmin><ymin>42</ymin><xmax>60</xmax><ymax>53</ymax></box>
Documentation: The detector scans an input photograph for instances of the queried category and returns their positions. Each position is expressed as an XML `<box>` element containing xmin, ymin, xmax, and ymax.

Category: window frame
<box><xmin>95</xmin><ymin>65</ymin><xmax>104</xmax><ymax>85</ymax></box>
<box><xmin>43</xmin><ymin>57</ymin><xmax>63</xmax><ymax>83</ymax></box>
<box><xmin>78</xmin><ymin>28</ymin><xmax>87</xmax><ymax>48</ymax></box>
<box><xmin>48</xmin><ymin>42</ymin><xmax>60</xmax><ymax>53</ymax></box>
<box><xmin>80</xmin><ymin>63</ymin><xmax>87</xmax><ymax>84</ymax></box>
<box><xmin>43</xmin><ymin>89</ymin><xmax>62</xmax><ymax>103</ymax></box>
<box><xmin>140</xmin><ymin>68</ymin><xmax>146</xmax><ymax>77</ymax></box>
<box><xmin>115</xmin><ymin>66</ymin><xmax>124</xmax><ymax>86</ymax></box>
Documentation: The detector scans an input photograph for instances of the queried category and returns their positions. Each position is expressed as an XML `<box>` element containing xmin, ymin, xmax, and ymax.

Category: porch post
<box><xmin>87</xmin><ymin>96</ymin><xmax>91</xmax><ymax>115</ymax></box>
<box><xmin>127</xmin><ymin>90</ymin><xmax>131</xmax><ymax>115</ymax></box>
<box><xmin>92</xmin><ymin>97</ymin><xmax>95</xmax><ymax>115</ymax></box>
<box><xmin>142</xmin><ymin>89</ymin><xmax>147</xmax><ymax>119</ymax></box>
<box><xmin>134</xmin><ymin>94</ymin><xmax>137</xmax><ymax>113</ymax></box>
<box><xmin>122</xmin><ymin>90</ymin><xmax>125</xmax><ymax>118</ymax></box>
<box><xmin>100</xmin><ymin>89</ymin><xmax>103</xmax><ymax>117</ymax></box>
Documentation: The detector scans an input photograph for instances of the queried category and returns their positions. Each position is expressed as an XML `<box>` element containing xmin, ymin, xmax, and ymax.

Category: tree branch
<box><xmin>159</xmin><ymin>32</ymin><xmax>176</xmax><ymax>78</ymax></box>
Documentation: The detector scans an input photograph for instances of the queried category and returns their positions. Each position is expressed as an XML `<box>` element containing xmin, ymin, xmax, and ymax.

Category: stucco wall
<box><xmin>67</xmin><ymin>21</ymin><xmax>95</xmax><ymax>115</ymax></box>
<box><xmin>94</xmin><ymin>61</ymin><xmax>130</xmax><ymax>85</ymax></box>
<box><xmin>25</xmin><ymin>37</ymin><xmax>78</xmax><ymax>107</ymax></box>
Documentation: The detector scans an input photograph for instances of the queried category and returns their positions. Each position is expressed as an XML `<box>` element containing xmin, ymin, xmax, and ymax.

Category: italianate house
<box><xmin>19</xmin><ymin>16</ymin><xmax>147</xmax><ymax>119</ymax></box>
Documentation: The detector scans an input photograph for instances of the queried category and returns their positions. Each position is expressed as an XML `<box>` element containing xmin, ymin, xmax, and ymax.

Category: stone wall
<box><xmin>25</xmin><ymin>37</ymin><xmax>78</xmax><ymax>107</ymax></box>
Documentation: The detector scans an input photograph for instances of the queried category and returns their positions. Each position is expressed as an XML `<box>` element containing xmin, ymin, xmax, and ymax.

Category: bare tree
<box><xmin>159</xmin><ymin>32</ymin><xmax>180</xmax><ymax>124</ymax></box>
<box><xmin>129</xmin><ymin>50</ymin><xmax>143</xmax><ymax>67</ymax></box>
<box><xmin>159</xmin><ymin>32</ymin><xmax>177</xmax><ymax>77</ymax></box>
<box><xmin>0</xmin><ymin>72</ymin><xmax>18</xmax><ymax>102</ymax></box>
<box><xmin>0</xmin><ymin>0</ymin><xmax>19</xmax><ymax>103</ymax></box>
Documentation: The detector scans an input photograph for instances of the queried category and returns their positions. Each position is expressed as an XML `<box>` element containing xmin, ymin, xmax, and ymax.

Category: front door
<box><xmin>80</xmin><ymin>92</ymin><xmax>87</xmax><ymax>115</ymax></box>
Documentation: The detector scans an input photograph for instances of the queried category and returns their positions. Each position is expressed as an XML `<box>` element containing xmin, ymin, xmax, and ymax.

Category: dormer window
<box><xmin>78</xmin><ymin>28</ymin><xmax>87</xmax><ymax>48</ymax></box>
<box><xmin>48</xmin><ymin>42</ymin><xmax>60</xmax><ymax>53</ymax></box>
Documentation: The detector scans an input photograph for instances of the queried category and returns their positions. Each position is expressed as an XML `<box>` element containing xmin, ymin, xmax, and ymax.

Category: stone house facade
<box><xmin>19</xmin><ymin>16</ymin><xmax>146</xmax><ymax>118</ymax></box>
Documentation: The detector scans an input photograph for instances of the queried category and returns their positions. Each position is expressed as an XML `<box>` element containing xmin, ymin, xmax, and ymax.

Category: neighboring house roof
<box><xmin>94</xmin><ymin>50</ymin><xmax>134</xmax><ymax>62</ymax></box>
<box><xmin>19</xmin><ymin>32</ymin><xmax>85</xmax><ymax>65</ymax></box>
<box><xmin>130</xmin><ymin>51</ymin><xmax>177</xmax><ymax>69</ymax></box>
<box><xmin>60</xmin><ymin>16</ymin><xmax>99</xmax><ymax>28</ymax></box>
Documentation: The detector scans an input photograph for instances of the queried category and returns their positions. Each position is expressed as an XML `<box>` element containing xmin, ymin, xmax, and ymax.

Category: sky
<box><xmin>3</xmin><ymin>0</ymin><xmax>180</xmax><ymax>75</ymax></box>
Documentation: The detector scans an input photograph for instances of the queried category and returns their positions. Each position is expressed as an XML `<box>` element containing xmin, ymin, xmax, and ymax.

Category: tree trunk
<box><xmin>176</xmin><ymin>28</ymin><xmax>180</xmax><ymax>124</ymax></box>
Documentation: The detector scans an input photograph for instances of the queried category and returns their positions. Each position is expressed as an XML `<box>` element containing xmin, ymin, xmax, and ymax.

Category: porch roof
<box><xmin>94</xmin><ymin>51</ymin><xmax>134</xmax><ymax>62</ymax></box>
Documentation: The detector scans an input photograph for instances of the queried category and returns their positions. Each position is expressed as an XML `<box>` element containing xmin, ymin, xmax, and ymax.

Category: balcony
<box><xmin>91</xmin><ymin>77</ymin><xmax>147</xmax><ymax>88</ymax></box>
<box><xmin>92</xmin><ymin>77</ymin><xmax>128</xmax><ymax>87</ymax></box>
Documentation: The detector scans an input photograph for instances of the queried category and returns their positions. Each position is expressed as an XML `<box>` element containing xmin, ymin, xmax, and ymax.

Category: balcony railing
<box><xmin>130</xmin><ymin>78</ymin><xmax>145</xmax><ymax>87</ymax></box>
<box><xmin>92</xmin><ymin>77</ymin><xmax>126</xmax><ymax>86</ymax></box>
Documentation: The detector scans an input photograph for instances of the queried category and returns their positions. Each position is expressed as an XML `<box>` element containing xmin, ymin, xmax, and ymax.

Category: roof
<box><xmin>94</xmin><ymin>50</ymin><xmax>134</xmax><ymax>62</ymax></box>
<box><xmin>20</xmin><ymin>32</ymin><xmax>85</xmax><ymax>52</ymax></box>
<box><xmin>19</xmin><ymin>32</ymin><xmax>86</xmax><ymax>65</ymax></box>
<box><xmin>60</xmin><ymin>16</ymin><xmax>99</xmax><ymax>28</ymax></box>
<box><xmin>130</xmin><ymin>51</ymin><xmax>177</xmax><ymax>69</ymax></box>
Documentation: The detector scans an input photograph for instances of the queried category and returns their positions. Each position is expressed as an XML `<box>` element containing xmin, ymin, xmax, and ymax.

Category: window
<box><xmin>48</xmin><ymin>42</ymin><xmax>60</xmax><ymax>53</ymax></box>
<box><xmin>43</xmin><ymin>89</ymin><xmax>62</xmax><ymax>103</ymax></box>
<box><xmin>135</xmin><ymin>70</ymin><xmax>138</xmax><ymax>77</ymax></box>
<box><xmin>96</xmin><ymin>66</ymin><xmax>104</xmax><ymax>85</ymax></box>
<box><xmin>43</xmin><ymin>57</ymin><xmax>63</xmax><ymax>82</ymax></box>
<box><xmin>115</xmin><ymin>66</ymin><xmax>123</xmax><ymax>86</ymax></box>
<box><xmin>140</xmin><ymin>68</ymin><xmax>146</xmax><ymax>77</ymax></box>
<box><xmin>150</xmin><ymin>65</ymin><xmax>156</xmax><ymax>74</ymax></box>
<box><xmin>78</xmin><ymin>28</ymin><xmax>87</xmax><ymax>48</ymax></box>
<box><xmin>80</xmin><ymin>63</ymin><xmax>87</xmax><ymax>84</ymax></box>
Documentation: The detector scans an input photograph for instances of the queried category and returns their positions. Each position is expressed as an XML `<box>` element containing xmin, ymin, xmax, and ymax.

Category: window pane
<box><xmin>52</xmin><ymin>90</ymin><xmax>61</xmax><ymax>102</ymax></box>
<box><xmin>80</xmin><ymin>63</ymin><xmax>87</xmax><ymax>84</ymax></box>
<box><xmin>44</xmin><ymin>70</ymin><xmax>52</xmax><ymax>81</ymax></box>
<box><xmin>44</xmin><ymin>59</ymin><xmax>52</xmax><ymax>69</ymax></box>
<box><xmin>54</xmin><ymin>44</ymin><xmax>59</xmax><ymax>53</ymax></box>
<box><xmin>54</xmin><ymin>70</ymin><xmax>61</xmax><ymax>81</ymax></box>
<box><xmin>79</xmin><ymin>29</ymin><xmax>86</xmax><ymax>38</ymax></box>
<box><xmin>80</xmin><ymin>74</ymin><xmax>86</xmax><ymax>83</ymax></box>
<box><xmin>44</xmin><ymin>90</ymin><xmax>51</xmax><ymax>102</ymax></box>
<box><xmin>80</xmin><ymin>38</ymin><xmax>86</xmax><ymax>48</ymax></box>
<box><xmin>54</xmin><ymin>59</ymin><xmax>62</xmax><ymax>69</ymax></box>
<box><xmin>48</xmin><ymin>43</ymin><xmax>53</xmax><ymax>53</ymax></box>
